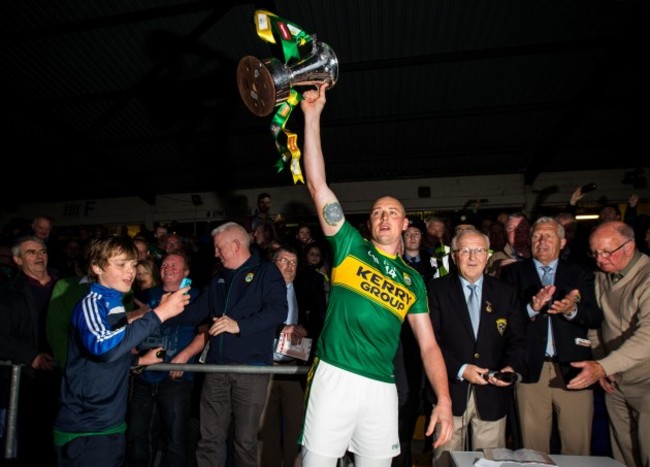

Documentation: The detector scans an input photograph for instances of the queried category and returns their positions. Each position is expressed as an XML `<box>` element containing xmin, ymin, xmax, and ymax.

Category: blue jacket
<box><xmin>136</xmin><ymin>286</ymin><xmax>200</xmax><ymax>383</ymax></box>
<box><xmin>54</xmin><ymin>283</ymin><xmax>163</xmax><ymax>434</ymax></box>
<box><xmin>183</xmin><ymin>250</ymin><xmax>287</xmax><ymax>365</ymax></box>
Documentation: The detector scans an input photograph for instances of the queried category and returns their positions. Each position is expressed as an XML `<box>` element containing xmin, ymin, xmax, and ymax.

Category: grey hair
<box><xmin>211</xmin><ymin>222</ymin><xmax>251</xmax><ymax>249</ymax></box>
<box><xmin>451</xmin><ymin>229</ymin><xmax>490</xmax><ymax>251</ymax></box>
<box><xmin>11</xmin><ymin>235</ymin><xmax>46</xmax><ymax>257</ymax></box>
<box><xmin>531</xmin><ymin>216</ymin><xmax>565</xmax><ymax>239</ymax></box>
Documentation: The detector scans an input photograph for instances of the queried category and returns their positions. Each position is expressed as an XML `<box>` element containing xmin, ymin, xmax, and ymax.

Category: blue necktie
<box><xmin>540</xmin><ymin>265</ymin><xmax>555</xmax><ymax>356</ymax></box>
<box><xmin>287</xmin><ymin>283</ymin><xmax>298</xmax><ymax>325</ymax></box>
<box><xmin>541</xmin><ymin>265</ymin><xmax>553</xmax><ymax>286</ymax></box>
<box><xmin>274</xmin><ymin>283</ymin><xmax>299</xmax><ymax>362</ymax></box>
<box><xmin>467</xmin><ymin>284</ymin><xmax>480</xmax><ymax>337</ymax></box>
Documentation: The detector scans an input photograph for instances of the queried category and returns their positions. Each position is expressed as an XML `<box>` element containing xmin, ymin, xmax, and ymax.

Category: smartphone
<box><xmin>483</xmin><ymin>371</ymin><xmax>519</xmax><ymax>383</ymax></box>
<box><xmin>180</xmin><ymin>277</ymin><xmax>192</xmax><ymax>293</ymax></box>
<box><xmin>580</xmin><ymin>182</ymin><xmax>597</xmax><ymax>193</ymax></box>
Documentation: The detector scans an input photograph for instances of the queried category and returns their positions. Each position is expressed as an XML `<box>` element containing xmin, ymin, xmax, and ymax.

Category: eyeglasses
<box><xmin>589</xmin><ymin>239</ymin><xmax>631</xmax><ymax>259</ymax></box>
<box><xmin>453</xmin><ymin>247</ymin><xmax>489</xmax><ymax>257</ymax></box>
<box><xmin>404</xmin><ymin>232</ymin><xmax>422</xmax><ymax>238</ymax></box>
<box><xmin>276</xmin><ymin>257</ymin><xmax>298</xmax><ymax>267</ymax></box>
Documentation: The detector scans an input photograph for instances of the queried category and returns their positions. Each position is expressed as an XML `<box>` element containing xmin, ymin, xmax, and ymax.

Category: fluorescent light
<box><xmin>576</xmin><ymin>214</ymin><xmax>599</xmax><ymax>220</ymax></box>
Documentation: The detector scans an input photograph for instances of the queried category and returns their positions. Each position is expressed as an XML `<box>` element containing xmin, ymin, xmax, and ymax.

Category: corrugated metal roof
<box><xmin>0</xmin><ymin>0</ymin><xmax>644</xmax><ymax>207</ymax></box>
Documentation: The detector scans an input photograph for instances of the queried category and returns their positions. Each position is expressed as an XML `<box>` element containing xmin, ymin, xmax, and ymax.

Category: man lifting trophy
<box><xmin>236</xmin><ymin>10</ymin><xmax>338</xmax><ymax>183</ymax></box>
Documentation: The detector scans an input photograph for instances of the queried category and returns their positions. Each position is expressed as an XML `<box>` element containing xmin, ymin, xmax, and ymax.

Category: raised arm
<box><xmin>300</xmin><ymin>84</ymin><xmax>344</xmax><ymax>237</ymax></box>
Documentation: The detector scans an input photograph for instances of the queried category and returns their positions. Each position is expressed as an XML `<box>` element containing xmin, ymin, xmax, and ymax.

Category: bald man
<box><xmin>297</xmin><ymin>84</ymin><xmax>453</xmax><ymax>467</ymax></box>
<box><xmin>568</xmin><ymin>221</ymin><xmax>650</xmax><ymax>467</ymax></box>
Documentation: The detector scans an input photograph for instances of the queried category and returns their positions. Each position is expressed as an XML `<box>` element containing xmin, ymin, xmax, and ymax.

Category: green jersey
<box><xmin>315</xmin><ymin>221</ymin><xmax>428</xmax><ymax>382</ymax></box>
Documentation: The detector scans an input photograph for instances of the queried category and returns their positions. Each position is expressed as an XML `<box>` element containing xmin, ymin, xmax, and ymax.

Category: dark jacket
<box><xmin>0</xmin><ymin>270</ymin><xmax>59</xmax><ymax>462</ymax></box>
<box><xmin>500</xmin><ymin>258</ymin><xmax>603</xmax><ymax>385</ymax></box>
<box><xmin>275</xmin><ymin>266</ymin><xmax>327</xmax><ymax>364</ymax></box>
<box><xmin>0</xmin><ymin>271</ymin><xmax>54</xmax><ymax>367</ymax></box>
<box><xmin>402</xmin><ymin>249</ymin><xmax>438</xmax><ymax>284</ymax></box>
<box><xmin>183</xmin><ymin>250</ymin><xmax>287</xmax><ymax>365</ymax></box>
<box><xmin>426</xmin><ymin>273</ymin><xmax>527</xmax><ymax>420</ymax></box>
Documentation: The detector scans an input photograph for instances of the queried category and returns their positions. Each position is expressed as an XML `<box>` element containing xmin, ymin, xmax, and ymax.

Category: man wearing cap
<box><xmin>403</xmin><ymin>218</ymin><xmax>437</xmax><ymax>284</ymax></box>
<box><xmin>453</xmin><ymin>209</ymin><xmax>482</xmax><ymax>235</ymax></box>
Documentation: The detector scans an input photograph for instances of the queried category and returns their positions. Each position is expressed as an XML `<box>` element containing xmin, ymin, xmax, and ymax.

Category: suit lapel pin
<box><xmin>485</xmin><ymin>301</ymin><xmax>493</xmax><ymax>313</ymax></box>
<box><xmin>496</xmin><ymin>318</ymin><xmax>507</xmax><ymax>336</ymax></box>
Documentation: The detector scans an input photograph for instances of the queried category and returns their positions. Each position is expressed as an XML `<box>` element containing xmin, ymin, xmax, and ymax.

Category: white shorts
<box><xmin>300</xmin><ymin>359</ymin><xmax>399</xmax><ymax>459</ymax></box>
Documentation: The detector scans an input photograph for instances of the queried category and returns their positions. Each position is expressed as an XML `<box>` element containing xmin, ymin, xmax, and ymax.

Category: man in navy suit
<box><xmin>500</xmin><ymin>217</ymin><xmax>603</xmax><ymax>455</ymax></box>
<box><xmin>427</xmin><ymin>229</ymin><xmax>527</xmax><ymax>467</ymax></box>
<box><xmin>258</xmin><ymin>244</ymin><xmax>326</xmax><ymax>467</ymax></box>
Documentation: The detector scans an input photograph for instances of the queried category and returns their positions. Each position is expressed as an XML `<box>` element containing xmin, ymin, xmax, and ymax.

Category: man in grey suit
<box><xmin>501</xmin><ymin>217</ymin><xmax>603</xmax><ymax>455</ymax></box>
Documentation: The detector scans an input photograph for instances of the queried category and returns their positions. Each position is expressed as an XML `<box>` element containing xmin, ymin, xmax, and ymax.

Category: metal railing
<box><xmin>0</xmin><ymin>360</ymin><xmax>308</xmax><ymax>459</ymax></box>
<box><xmin>0</xmin><ymin>361</ymin><xmax>21</xmax><ymax>460</ymax></box>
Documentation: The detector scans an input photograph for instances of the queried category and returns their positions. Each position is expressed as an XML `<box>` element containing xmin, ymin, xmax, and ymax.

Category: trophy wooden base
<box><xmin>236</xmin><ymin>55</ymin><xmax>277</xmax><ymax>117</ymax></box>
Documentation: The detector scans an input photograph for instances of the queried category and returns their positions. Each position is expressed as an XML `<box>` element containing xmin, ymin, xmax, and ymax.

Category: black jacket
<box><xmin>182</xmin><ymin>250</ymin><xmax>287</xmax><ymax>365</ymax></box>
<box><xmin>500</xmin><ymin>258</ymin><xmax>603</xmax><ymax>385</ymax></box>
<box><xmin>0</xmin><ymin>271</ymin><xmax>54</xmax><ymax>367</ymax></box>
<box><xmin>426</xmin><ymin>273</ymin><xmax>527</xmax><ymax>420</ymax></box>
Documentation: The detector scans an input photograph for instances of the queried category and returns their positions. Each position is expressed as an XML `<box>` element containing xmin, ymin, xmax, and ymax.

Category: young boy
<box><xmin>53</xmin><ymin>235</ymin><xmax>191</xmax><ymax>467</ymax></box>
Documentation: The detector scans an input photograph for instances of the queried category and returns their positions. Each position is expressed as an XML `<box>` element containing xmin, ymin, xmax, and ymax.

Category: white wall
<box><xmin>2</xmin><ymin>168</ymin><xmax>647</xmax><ymax>228</ymax></box>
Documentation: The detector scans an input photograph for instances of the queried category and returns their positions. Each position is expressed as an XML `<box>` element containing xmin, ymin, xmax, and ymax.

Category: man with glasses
<box><xmin>403</xmin><ymin>218</ymin><xmax>437</xmax><ymax>284</ymax></box>
<box><xmin>426</xmin><ymin>229</ymin><xmax>527</xmax><ymax>466</ymax></box>
<box><xmin>500</xmin><ymin>217</ymin><xmax>603</xmax><ymax>455</ymax></box>
<box><xmin>259</xmin><ymin>245</ymin><xmax>326</xmax><ymax>467</ymax></box>
<box><xmin>567</xmin><ymin>220</ymin><xmax>650</xmax><ymax>467</ymax></box>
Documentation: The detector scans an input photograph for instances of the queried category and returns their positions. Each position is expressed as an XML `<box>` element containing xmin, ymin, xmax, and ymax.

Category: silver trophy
<box><xmin>237</xmin><ymin>40</ymin><xmax>338</xmax><ymax>117</ymax></box>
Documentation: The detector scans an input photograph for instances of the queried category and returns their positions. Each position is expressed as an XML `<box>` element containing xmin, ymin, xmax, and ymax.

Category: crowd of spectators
<box><xmin>0</xmin><ymin>186</ymin><xmax>648</xmax><ymax>466</ymax></box>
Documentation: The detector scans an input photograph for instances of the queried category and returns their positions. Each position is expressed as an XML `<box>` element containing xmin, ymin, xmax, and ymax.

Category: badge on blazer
<box><xmin>496</xmin><ymin>318</ymin><xmax>507</xmax><ymax>336</ymax></box>
<box><xmin>574</xmin><ymin>291</ymin><xmax>582</xmax><ymax>304</ymax></box>
<box><xmin>245</xmin><ymin>272</ymin><xmax>254</xmax><ymax>283</ymax></box>
<box><xmin>485</xmin><ymin>301</ymin><xmax>493</xmax><ymax>313</ymax></box>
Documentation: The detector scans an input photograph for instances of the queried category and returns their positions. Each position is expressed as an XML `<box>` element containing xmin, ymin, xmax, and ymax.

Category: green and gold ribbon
<box><xmin>254</xmin><ymin>10</ymin><xmax>311</xmax><ymax>64</ymax></box>
<box><xmin>253</xmin><ymin>9</ymin><xmax>312</xmax><ymax>184</ymax></box>
<box><xmin>270</xmin><ymin>89</ymin><xmax>304</xmax><ymax>183</ymax></box>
